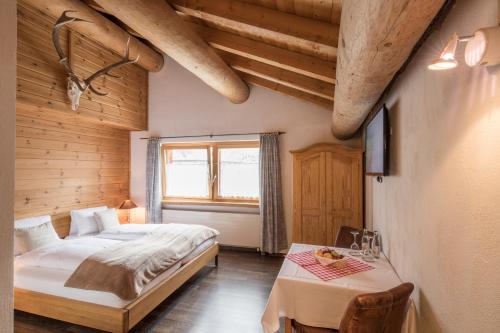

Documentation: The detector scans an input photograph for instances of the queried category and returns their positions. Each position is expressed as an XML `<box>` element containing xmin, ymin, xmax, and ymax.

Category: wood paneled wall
<box><xmin>17</xmin><ymin>1</ymin><xmax>148</xmax><ymax>130</ymax></box>
<box><xmin>16</xmin><ymin>1</ymin><xmax>148</xmax><ymax>236</ymax></box>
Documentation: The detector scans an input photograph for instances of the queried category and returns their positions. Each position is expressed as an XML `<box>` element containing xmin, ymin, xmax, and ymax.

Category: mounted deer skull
<box><xmin>52</xmin><ymin>11</ymin><xmax>140</xmax><ymax>111</ymax></box>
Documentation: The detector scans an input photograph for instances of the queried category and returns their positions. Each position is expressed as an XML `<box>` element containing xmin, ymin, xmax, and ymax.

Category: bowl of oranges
<box><xmin>313</xmin><ymin>248</ymin><xmax>348</xmax><ymax>268</ymax></box>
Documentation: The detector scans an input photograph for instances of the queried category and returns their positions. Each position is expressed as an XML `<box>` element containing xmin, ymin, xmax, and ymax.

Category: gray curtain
<box><xmin>260</xmin><ymin>133</ymin><xmax>287</xmax><ymax>254</ymax></box>
<box><xmin>146</xmin><ymin>137</ymin><xmax>162</xmax><ymax>224</ymax></box>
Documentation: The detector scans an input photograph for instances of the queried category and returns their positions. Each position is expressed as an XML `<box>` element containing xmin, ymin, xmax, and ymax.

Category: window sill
<box><xmin>162</xmin><ymin>199</ymin><xmax>259</xmax><ymax>209</ymax></box>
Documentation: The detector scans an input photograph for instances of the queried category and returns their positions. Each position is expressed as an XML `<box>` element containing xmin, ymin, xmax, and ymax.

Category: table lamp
<box><xmin>118</xmin><ymin>199</ymin><xmax>137</xmax><ymax>224</ymax></box>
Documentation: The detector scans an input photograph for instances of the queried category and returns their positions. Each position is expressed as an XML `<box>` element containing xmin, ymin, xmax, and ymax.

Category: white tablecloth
<box><xmin>261</xmin><ymin>243</ymin><xmax>416</xmax><ymax>333</ymax></box>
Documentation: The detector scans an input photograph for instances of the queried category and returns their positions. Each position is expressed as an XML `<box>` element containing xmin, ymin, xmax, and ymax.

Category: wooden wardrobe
<box><xmin>292</xmin><ymin>143</ymin><xmax>363</xmax><ymax>246</ymax></box>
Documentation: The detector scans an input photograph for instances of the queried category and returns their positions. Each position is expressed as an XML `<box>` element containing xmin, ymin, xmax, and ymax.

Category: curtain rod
<box><xmin>139</xmin><ymin>131</ymin><xmax>286</xmax><ymax>140</ymax></box>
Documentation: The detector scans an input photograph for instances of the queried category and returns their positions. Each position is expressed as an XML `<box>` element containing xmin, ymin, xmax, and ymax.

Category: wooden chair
<box><xmin>334</xmin><ymin>226</ymin><xmax>373</xmax><ymax>249</ymax></box>
<box><xmin>290</xmin><ymin>282</ymin><xmax>414</xmax><ymax>333</ymax></box>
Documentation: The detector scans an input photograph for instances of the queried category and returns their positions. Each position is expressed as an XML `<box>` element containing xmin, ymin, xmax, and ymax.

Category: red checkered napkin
<box><xmin>286</xmin><ymin>250</ymin><xmax>374</xmax><ymax>281</ymax></box>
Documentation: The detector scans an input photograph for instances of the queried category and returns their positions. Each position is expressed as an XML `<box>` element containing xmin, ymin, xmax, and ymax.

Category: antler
<box><xmin>52</xmin><ymin>10</ymin><xmax>88</xmax><ymax>91</ymax></box>
<box><xmin>52</xmin><ymin>11</ymin><xmax>140</xmax><ymax>97</ymax></box>
<box><xmin>84</xmin><ymin>37</ymin><xmax>140</xmax><ymax>96</ymax></box>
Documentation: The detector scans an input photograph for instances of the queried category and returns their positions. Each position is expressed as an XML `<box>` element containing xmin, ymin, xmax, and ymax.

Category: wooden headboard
<box><xmin>15</xmin><ymin>1</ymin><xmax>147</xmax><ymax>238</ymax></box>
<box><xmin>50</xmin><ymin>211</ymin><xmax>127</xmax><ymax>238</ymax></box>
<box><xmin>51</xmin><ymin>214</ymin><xmax>72</xmax><ymax>238</ymax></box>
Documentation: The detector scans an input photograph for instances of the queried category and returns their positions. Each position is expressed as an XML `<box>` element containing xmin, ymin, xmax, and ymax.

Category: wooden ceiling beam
<box><xmin>219</xmin><ymin>51</ymin><xmax>334</xmax><ymax>100</ymax></box>
<box><xmin>23</xmin><ymin>0</ymin><xmax>164</xmax><ymax>72</ymax></box>
<box><xmin>330</xmin><ymin>0</ymin><xmax>342</xmax><ymax>25</ymax></box>
<box><xmin>189</xmin><ymin>23</ymin><xmax>336</xmax><ymax>84</ymax></box>
<box><xmin>94</xmin><ymin>0</ymin><xmax>250</xmax><ymax>104</ymax></box>
<box><xmin>82</xmin><ymin>0</ymin><xmax>146</xmax><ymax>39</ymax></box>
<box><xmin>332</xmin><ymin>0</ymin><xmax>447</xmax><ymax>139</ymax></box>
<box><xmin>238</xmin><ymin>72</ymin><xmax>333</xmax><ymax>110</ymax></box>
<box><xmin>169</xmin><ymin>0</ymin><xmax>338</xmax><ymax>61</ymax></box>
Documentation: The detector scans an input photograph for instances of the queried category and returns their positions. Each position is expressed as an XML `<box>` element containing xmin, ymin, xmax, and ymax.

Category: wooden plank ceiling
<box><xmin>85</xmin><ymin>0</ymin><xmax>339</xmax><ymax>109</ymax></box>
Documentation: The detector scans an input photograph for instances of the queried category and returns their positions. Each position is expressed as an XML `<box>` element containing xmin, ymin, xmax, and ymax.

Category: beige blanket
<box><xmin>64</xmin><ymin>223</ymin><xmax>218</xmax><ymax>300</ymax></box>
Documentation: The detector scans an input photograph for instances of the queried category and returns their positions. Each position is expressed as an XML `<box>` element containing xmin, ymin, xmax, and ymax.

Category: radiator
<box><xmin>162</xmin><ymin>209</ymin><xmax>261</xmax><ymax>249</ymax></box>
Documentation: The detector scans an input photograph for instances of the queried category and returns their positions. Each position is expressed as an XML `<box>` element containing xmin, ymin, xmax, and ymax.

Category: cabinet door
<box><xmin>326</xmin><ymin>152</ymin><xmax>362</xmax><ymax>245</ymax></box>
<box><xmin>293</xmin><ymin>152</ymin><xmax>326</xmax><ymax>245</ymax></box>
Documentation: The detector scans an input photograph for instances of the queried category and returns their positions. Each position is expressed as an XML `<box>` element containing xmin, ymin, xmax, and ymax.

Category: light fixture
<box><xmin>428</xmin><ymin>33</ymin><xmax>459</xmax><ymax>70</ymax></box>
<box><xmin>465</xmin><ymin>27</ymin><xmax>500</xmax><ymax>66</ymax></box>
<box><xmin>429</xmin><ymin>26</ymin><xmax>500</xmax><ymax>71</ymax></box>
<box><xmin>118</xmin><ymin>199</ymin><xmax>138</xmax><ymax>224</ymax></box>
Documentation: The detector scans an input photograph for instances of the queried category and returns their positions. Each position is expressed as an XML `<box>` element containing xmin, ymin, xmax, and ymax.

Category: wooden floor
<box><xmin>14</xmin><ymin>249</ymin><xmax>285</xmax><ymax>333</ymax></box>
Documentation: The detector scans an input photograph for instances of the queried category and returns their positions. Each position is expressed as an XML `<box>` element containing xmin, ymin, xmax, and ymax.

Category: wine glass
<box><xmin>348</xmin><ymin>231</ymin><xmax>361</xmax><ymax>256</ymax></box>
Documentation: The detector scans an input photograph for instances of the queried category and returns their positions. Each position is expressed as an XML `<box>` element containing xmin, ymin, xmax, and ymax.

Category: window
<box><xmin>164</xmin><ymin>148</ymin><xmax>210</xmax><ymax>198</ymax></box>
<box><xmin>161</xmin><ymin>142</ymin><xmax>260</xmax><ymax>205</ymax></box>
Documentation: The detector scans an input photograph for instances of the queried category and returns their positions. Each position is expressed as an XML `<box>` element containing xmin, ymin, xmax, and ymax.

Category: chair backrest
<box><xmin>335</xmin><ymin>226</ymin><xmax>373</xmax><ymax>249</ymax></box>
<box><xmin>339</xmin><ymin>283</ymin><xmax>414</xmax><ymax>333</ymax></box>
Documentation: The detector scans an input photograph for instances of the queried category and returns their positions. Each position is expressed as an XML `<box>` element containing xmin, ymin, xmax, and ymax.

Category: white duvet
<box><xmin>16</xmin><ymin>224</ymin><xmax>217</xmax><ymax>273</ymax></box>
<box><xmin>15</xmin><ymin>238</ymin><xmax>121</xmax><ymax>272</ymax></box>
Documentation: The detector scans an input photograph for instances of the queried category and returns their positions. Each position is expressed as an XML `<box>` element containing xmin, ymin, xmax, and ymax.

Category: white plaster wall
<box><xmin>367</xmin><ymin>0</ymin><xmax>500</xmax><ymax>331</ymax></box>
<box><xmin>0</xmin><ymin>0</ymin><xmax>16</xmax><ymax>331</ymax></box>
<box><xmin>130</xmin><ymin>56</ymin><xmax>360</xmax><ymax>247</ymax></box>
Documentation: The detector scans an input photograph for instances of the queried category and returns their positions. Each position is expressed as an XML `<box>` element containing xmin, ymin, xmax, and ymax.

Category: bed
<box><xmin>14</xmin><ymin>220</ymin><xmax>219</xmax><ymax>333</ymax></box>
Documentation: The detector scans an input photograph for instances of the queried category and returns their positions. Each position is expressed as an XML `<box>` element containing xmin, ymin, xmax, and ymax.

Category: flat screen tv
<box><xmin>365</xmin><ymin>105</ymin><xmax>389</xmax><ymax>176</ymax></box>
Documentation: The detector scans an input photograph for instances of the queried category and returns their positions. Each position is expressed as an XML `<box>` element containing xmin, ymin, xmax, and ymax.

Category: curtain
<box><xmin>260</xmin><ymin>133</ymin><xmax>287</xmax><ymax>254</ymax></box>
<box><xmin>146</xmin><ymin>137</ymin><xmax>162</xmax><ymax>224</ymax></box>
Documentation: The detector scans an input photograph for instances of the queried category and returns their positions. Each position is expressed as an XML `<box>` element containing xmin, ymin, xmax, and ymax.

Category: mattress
<box><xmin>14</xmin><ymin>237</ymin><xmax>216</xmax><ymax>308</ymax></box>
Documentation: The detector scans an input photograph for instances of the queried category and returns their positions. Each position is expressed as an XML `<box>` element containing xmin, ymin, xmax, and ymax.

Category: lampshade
<box><xmin>118</xmin><ymin>199</ymin><xmax>137</xmax><ymax>210</ymax></box>
<box><xmin>428</xmin><ymin>33</ymin><xmax>459</xmax><ymax>70</ymax></box>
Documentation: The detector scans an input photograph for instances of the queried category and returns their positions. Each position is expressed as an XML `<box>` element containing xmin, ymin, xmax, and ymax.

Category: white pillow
<box><xmin>94</xmin><ymin>208</ymin><xmax>120</xmax><ymax>232</ymax></box>
<box><xmin>14</xmin><ymin>215</ymin><xmax>52</xmax><ymax>256</ymax></box>
<box><xmin>70</xmin><ymin>206</ymin><xmax>108</xmax><ymax>236</ymax></box>
<box><xmin>15</xmin><ymin>221</ymin><xmax>60</xmax><ymax>255</ymax></box>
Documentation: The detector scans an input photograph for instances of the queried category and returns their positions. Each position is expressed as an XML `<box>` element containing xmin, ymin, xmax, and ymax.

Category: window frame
<box><xmin>161</xmin><ymin>141</ymin><xmax>260</xmax><ymax>207</ymax></box>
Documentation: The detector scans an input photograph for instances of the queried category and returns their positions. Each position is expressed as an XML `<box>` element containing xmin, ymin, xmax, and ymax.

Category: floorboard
<box><xmin>14</xmin><ymin>249</ymin><xmax>285</xmax><ymax>333</ymax></box>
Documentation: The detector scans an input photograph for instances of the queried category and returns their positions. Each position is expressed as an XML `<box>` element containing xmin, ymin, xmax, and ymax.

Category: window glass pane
<box><xmin>165</xmin><ymin>148</ymin><xmax>209</xmax><ymax>198</ymax></box>
<box><xmin>219</xmin><ymin>147</ymin><xmax>259</xmax><ymax>199</ymax></box>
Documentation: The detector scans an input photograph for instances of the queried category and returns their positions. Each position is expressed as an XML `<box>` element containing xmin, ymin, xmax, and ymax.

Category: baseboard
<box><xmin>219</xmin><ymin>244</ymin><xmax>260</xmax><ymax>253</ymax></box>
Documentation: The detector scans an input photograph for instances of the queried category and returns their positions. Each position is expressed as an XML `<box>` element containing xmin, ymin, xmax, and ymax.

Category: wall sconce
<box><xmin>428</xmin><ymin>33</ymin><xmax>461</xmax><ymax>70</ymax></box>
<box><xmin>428</xmin><ymin>26</ymin><xmax>500</xmax><ymax>70</ymax></box>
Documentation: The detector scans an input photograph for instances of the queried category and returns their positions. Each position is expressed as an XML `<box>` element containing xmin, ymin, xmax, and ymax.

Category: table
<box><xmin>261</xmin><ymin>243</ymin><xmax>416</xmax><ymax>333</ymax></box>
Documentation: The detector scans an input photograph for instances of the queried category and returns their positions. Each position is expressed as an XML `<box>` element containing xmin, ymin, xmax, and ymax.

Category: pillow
<box><xmin>70</xmin><ymin>206</ymin><xmax>108</xmax><ymax>236</ymax></box>
<box><xmin>94</xmin><ymin>208</ymin><xmax>120</xmax><ymax>232</ymax></box>
<box><xmin>15</xmin><ymin>221</ymin><xmax>60</xmax><ymax>255</ymax></box>
<box><xmin>14</xmin><ymin>215</ymin><xmax>52</xmax><ymax>256</ymax></box>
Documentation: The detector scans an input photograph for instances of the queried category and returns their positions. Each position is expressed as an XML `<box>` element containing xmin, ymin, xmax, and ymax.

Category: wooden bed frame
<box><xmin>14</xmin><ymin>242</ymin><xmax>219</xmax><ymax>333</ymax></box>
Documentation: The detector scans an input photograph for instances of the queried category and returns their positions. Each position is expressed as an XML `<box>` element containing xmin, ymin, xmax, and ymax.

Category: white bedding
<box><xmin>16</xmin><ymin>237</ymin><xmax>121</xmax><ymax>272</ymax></box>
<box><xmin>97</xmin><ymin>224</ymin><xmax>164</xmax><ymax>241</ymax></box>
<box><xmin>64</xmin><ymin>224</ymin><xmax>163</xmax><ymax>241</ymax></box>
<box><xmin>15</xmin><ymin>262</ymin><xmax>182</xmax><ymax>308</ymax></box>
<box><xmin>14</xmin><ymin>234</ymin><xmax>216</xmax><ymax>308</ymax></box>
